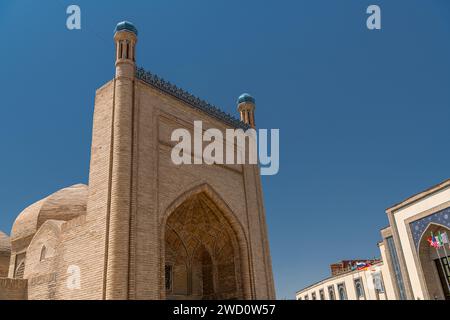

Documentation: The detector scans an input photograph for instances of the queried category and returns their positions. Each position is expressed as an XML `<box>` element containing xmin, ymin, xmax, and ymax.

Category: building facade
<box><xmin>0</xmin><ymin>21</ymin><xmax>275</xmax><ymax>300</ymax></box>
<box><xmin>297</xmin><ymin>178</ymin><xmax>450</xmax><ymax>300</ymax></box>
<box><xmin>382</xmin><ymin>179</ymin><xmax>450</xmax><ymax>300</ymax></box>
<box><xmin>296</xmin><ymin>258</ymin><xmax>395</xmax><ymax>301</ymax></box>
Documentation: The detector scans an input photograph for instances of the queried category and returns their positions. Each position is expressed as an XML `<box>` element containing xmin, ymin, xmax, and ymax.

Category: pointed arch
<box><xmin>15</xmin><ymin>262</ymin><xmax>25</xmax><ymax>279</ymax></box>
<box><xmin>161</xmin><ymin>183</ymin><xmax>252</xmax><ymax>300</ymax></box>
<box><xmin>417</xmin><ymin>222</ymin><xmax>450</xmax><ymax>300</ymax></box>
<box><xmin>417</xmin><ymin>222</ymin><xmax>450</xmax><ymax>253</ymax></box>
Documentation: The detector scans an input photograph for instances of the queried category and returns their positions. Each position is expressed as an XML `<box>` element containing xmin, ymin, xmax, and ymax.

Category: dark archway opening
<box><xmin>164</xmin><ymin>192</ymin><xmax>243</xmax><ymax>300</ymax></box>
<box><xmin>418</xmin><ymin>223</ymin><xmax>450</xmax><ymax>300</ymax></box>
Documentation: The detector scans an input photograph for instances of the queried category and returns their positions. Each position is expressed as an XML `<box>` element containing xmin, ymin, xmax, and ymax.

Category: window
<box><xmin>373</xmin><ymin>272</ymin><xmax>385</xmax><ymax>293</ymax></box>
<box><xmin>386</xmin><ymin>236</ymin><xmax>406</xmax><ymax>300</ymax></box>
<box><xmin>15</xmin><ymin>262</ymin><xmax>25</xmax><ymax>279</ymax></box>
<box><xmin>319</xmin><ymin>289</ymin><xmax>325</xmax><ymax>300</ymax></box>
<box><xmin>311</xmin><ymin>292</ymin><xmax>316</xmax><ymax>300</ymax></box>
<box><xmin>354</xmin><ymin>278</ymin><xmax>365</xmax><ymax>299</ymax></box>
<box><xmin>328</xmin><ymin>285</ymin><xmax>335</xmax><ymax>300</ymax></box>
<box><xmin>40</xmin><ymin>246</ymin><xmax>47</xmax><ymax>262</ymax></box>
<box><xmin>435</xmin><ymin>256</ymin><xmax>450</xmax><ymax>299</ymax></box>
<box><xmin>304</xmin><ymin>294</ymin><xmax>309</xmax><ymax>300</ymax></box>
<box><xmin>297</xmin><ymin>296</ymin><xmax>302</xmax><ymax>300</ymax></box>
<box><xmin>165</xmin><ymin>265</ymin><xmax>173</xmax><ymax>291</ymax></box>
<box><xmin>337</xmin><ymin>283</ymin><xmax>347</xmax><ymax>300</ymax></box>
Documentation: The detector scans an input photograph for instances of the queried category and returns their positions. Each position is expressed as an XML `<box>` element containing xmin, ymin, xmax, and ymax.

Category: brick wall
<box><xmin>0</xmin><ymin>253</ymin><xmax>9</xmax><ymax>278</ymax></box>
<box><xmin>0</xmin><ymin>278</ymin><xmax>27</xmax><ymax>300</ymax></box>
<box><xmin>6</xmin><ymin>74</ymin><xmax>275</xmax><ymax>300</ymax></box>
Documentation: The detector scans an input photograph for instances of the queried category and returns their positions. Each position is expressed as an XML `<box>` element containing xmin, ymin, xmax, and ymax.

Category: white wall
<box><xmin>378</xmin><ymin>242</ymin><xmax>397</xmax><ymax>300</ymax></box>
<box><xmin>393</xmin><ymin>186</ymin><xmax>450</xmax><ymax>299</ymax></box>
<box><xmin>296</xmin><ymin>263</ymin><xmax>392</xmax><ymax>300</ymax></box>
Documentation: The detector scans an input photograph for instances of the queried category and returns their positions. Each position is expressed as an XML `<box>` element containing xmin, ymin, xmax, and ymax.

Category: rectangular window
<box><xmin>439</xmin><ymin>257</ymin><xmax>450</xmax><ymax>286</ymax></box>
<box><xmin>435</xmin><ymin>257</ymin><xmax>450</xmax><ymax>299</ymax></box>
<box><xmin>386</xmin><ymin>236</ymin><xmax>406</xmax><ymax>300</ymax></box>
<box><xmin>311</xmin><ymin>292</ymin><xmax>316</xmax><ymax>300</ymax></box>
<box><xmin>319</xmin><ymin>289</ymin><xmax>325</xmax><ymax>300</ymax></box>
<box><xmin>304</xmin><ymin>294</ymin><xmax>309</xmax><ymax>300</ymax></box>
<box><xmin>165</xmin><ymin>265</ymin><xmax>172</xmax><ymax>291</ymax></box>
<box><xmin>373</xmin><ymin>272</ymin><xmax>385</xmax><ymax>293</ymax></box>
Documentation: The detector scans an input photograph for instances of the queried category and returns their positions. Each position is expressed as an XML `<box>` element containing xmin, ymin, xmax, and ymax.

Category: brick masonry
<box><xmin>0</xmin><ymin>26</ymin><xmax>275</xmax><ymax>300</ymax></box>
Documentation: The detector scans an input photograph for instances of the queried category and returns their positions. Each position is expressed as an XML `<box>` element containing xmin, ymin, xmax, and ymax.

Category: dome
<box><xmin>114</xmin><ymin>21</ymin><xmax>138</xmax><ymax>35</ymax></box>
<box><xmin>0</xmin><ymin>231</ymin><xmax>10</xmax><ymax>254</ymax></box>
<box><xmin>237</xmin><ymin>93</ymin><xmax>255</xmax><ymax>105</ymax></box>
<box><xmin>11</xmin><ymin>184</ymin><xmax>88</xmax><ymax>246</ymax></box>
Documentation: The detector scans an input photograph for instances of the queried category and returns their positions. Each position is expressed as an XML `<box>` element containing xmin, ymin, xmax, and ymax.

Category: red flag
<box><xmin>427</xmin><ymin>237</ymin><xmax>438</xmax><ymax>248</ymax></box>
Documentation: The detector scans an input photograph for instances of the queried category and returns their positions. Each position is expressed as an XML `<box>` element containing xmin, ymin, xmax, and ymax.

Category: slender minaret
<box><xmin>114</xmin><ymin>21</ymin><xmax>138</xmax><ymax>79</ymax></box>
<box><xmin>237</xmin><ymin>93</ymin><xmax>256</xmax><ymax>128</ymax></box>
<box><xmin>105</xmin><ymin>21</ymin><xmax>138</xmax><ymax>300</ymax></box>
<box><xmin>237</xmin><ymin>92</ymin><xmax>276</xmax><ymax>298</ymax></box>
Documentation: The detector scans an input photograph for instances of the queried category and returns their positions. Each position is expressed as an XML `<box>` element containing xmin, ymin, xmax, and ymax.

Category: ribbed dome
<box><xmin>0</xmin><ymin>231</ymin><xmax>10</xmax><ymax>253</ymax></box>
<box><xmin>11</xmin><ymin>184</ymin><xmax>88</xmax><ymax>244</ymax></box>
<box><xmin>115</xmin><ymin>21</ymin><xmax>138</xmax><ymax>35</ymax></box>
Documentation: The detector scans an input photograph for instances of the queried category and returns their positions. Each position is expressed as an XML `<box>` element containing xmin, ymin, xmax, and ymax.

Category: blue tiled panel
<box><xmin>410</xmin><ymin>207</ymin><xmax>450</xmax><ymax>249</ymax></box>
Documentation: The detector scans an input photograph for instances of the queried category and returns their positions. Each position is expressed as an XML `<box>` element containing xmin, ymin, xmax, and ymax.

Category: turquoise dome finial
<box><xmin>237</xmin><ymin>93</ymin><xmax>255</xmax><ymax>104</ymax></box>
<box><xmin>115</xmin><ymin>21</ymin><xmax>138</xmax><ymax>36</ymax></box>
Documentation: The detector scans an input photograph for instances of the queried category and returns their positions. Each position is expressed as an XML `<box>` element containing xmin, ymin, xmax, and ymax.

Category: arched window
<box><xmin>319</xmin><ymin>289</ymin><xmax>325</xmax><ymax>300</ymax></box>
<box><xmin>356</xmin><ymin>282</ymin><xmax>363</xmax><ymax>298</ymax></box>
<box><xmin>328</xmin><ymin>285</ymin><xmax>335</xmax><ymax>300</ymax></box>
<box><xmin>354</xmin><ymin>278</ymin><xmax>364</xmax><ymax>299</ymax></box>
<box><xmin>40</xmin><ymin>246</ymin><xmax>47</xmax><ymax>262</ymax></box>
<box><xmin>15</xmin><ymin>262</ymin><xmax>25</xmax><ymax>279</ymax></box>
<box><xmin>337</xmin><ymin>283</ymin><xmax>347</xmax><ymax>300</ymax></box>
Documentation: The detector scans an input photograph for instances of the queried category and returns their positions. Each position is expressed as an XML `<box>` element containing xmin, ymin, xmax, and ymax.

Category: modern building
<box><xmin>297</xmin><ymin>178</ymin><xmax>450</xmax><ymax>300</ymax></box>
<box><xmin>0</xmin><ymin>21</ymin><xmax>275</xmax><ymax>300</ymax></box>
<box><xmin>382</xmin><ymin>178</ymin><xmax>450</xmax><ymax>300</ymax></box>
<box><xmin>296</xmin><ymin>256</ymin><xmax>395</xmax><ymax>300</ymax></box>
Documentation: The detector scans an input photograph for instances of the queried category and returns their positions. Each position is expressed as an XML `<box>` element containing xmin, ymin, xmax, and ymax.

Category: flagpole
<box><xmin>433</xmin><ymin>233</ymin><xmax>450</xmax><ymax>295</ymax></box>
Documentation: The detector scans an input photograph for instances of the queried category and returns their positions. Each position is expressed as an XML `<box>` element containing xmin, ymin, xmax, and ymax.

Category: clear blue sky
<box><xmin>1</xmin><ymin>0</ymin><xmax>449</xmax><ymax>299</ymax></box>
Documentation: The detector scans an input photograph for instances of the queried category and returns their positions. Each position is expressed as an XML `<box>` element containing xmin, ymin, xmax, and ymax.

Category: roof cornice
<box><xmin>386</xmin><ymin>178</ymin><xmax>450</xmax><ymax>214</ymax></box>
<box><xmin>135</xmin><ymin>66</ymin><xmax>250</xmax><ymax>130</ymax></box>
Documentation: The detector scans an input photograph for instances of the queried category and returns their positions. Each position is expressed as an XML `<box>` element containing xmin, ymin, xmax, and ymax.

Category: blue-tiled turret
<box><xmin>115</xmin><ymin>21</ymin><xmax>138</xmax><ymax>36</ymax></box>
<box><xmin>237</xmin><ymin>93</ymin><xmax>255</xmax><ymax>104</ymax></box>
